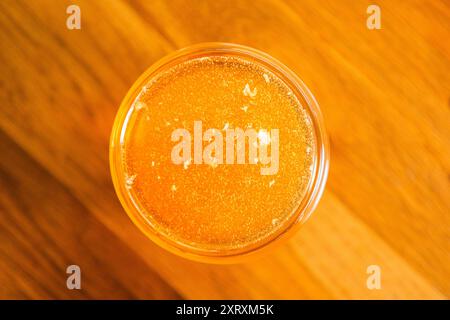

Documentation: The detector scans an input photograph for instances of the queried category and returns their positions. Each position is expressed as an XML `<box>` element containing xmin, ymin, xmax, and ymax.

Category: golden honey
<box><xmin>110</xmin><ymin>43</ymin><xmax>329</xmax><ymax>262</ymax></box>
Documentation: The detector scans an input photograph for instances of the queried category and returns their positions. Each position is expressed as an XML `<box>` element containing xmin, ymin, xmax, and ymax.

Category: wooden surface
<box><xmin>0</xmin><ymin>0</ymin><xmax>449</xmax><ymax>299</ymax></box>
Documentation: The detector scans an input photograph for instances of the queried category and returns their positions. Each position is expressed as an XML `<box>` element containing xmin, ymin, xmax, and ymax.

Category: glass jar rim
<box><xmin>110</xmin><ymin>42</ymin><xmax>330</xmax><ymax>263</ymax></box>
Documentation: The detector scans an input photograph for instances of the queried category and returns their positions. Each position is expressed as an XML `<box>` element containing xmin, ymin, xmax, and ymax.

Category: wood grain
<box><xmin>0</xmin><ymin>0</ymin><xmax>448</xmax><ymax>299</ymax></box>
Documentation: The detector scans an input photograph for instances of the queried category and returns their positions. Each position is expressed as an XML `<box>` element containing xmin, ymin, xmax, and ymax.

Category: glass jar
<box><xmin>110</xmin><ymin>43</ymin><xmax>329</xmax><ymax>263</ymax></box>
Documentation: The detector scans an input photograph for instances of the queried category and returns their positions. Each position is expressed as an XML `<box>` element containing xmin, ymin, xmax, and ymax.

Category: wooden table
<box><xmin>0</xmin><ymin>0</ymin><xmax>448</xmax><ymax>299</ymax></box>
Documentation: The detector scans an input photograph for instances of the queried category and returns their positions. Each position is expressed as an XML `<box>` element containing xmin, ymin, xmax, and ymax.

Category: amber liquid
<box><xmin>121</xmin><ymin>54</ymin><xmax>315</xmax><ymax>251</ymax></box>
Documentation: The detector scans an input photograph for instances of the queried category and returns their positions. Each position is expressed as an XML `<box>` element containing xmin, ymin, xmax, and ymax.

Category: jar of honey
<box><xmin>110</xmin><ymin>43</ymin><xmax>329</xmax><ymax>263</ymax></box>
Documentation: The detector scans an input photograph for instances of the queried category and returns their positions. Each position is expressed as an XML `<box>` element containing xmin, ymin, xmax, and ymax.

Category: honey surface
<box><xmin>122</xmin><ymin>55</ymin><xmax>315</xmax><ymax>251</ymax></box>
